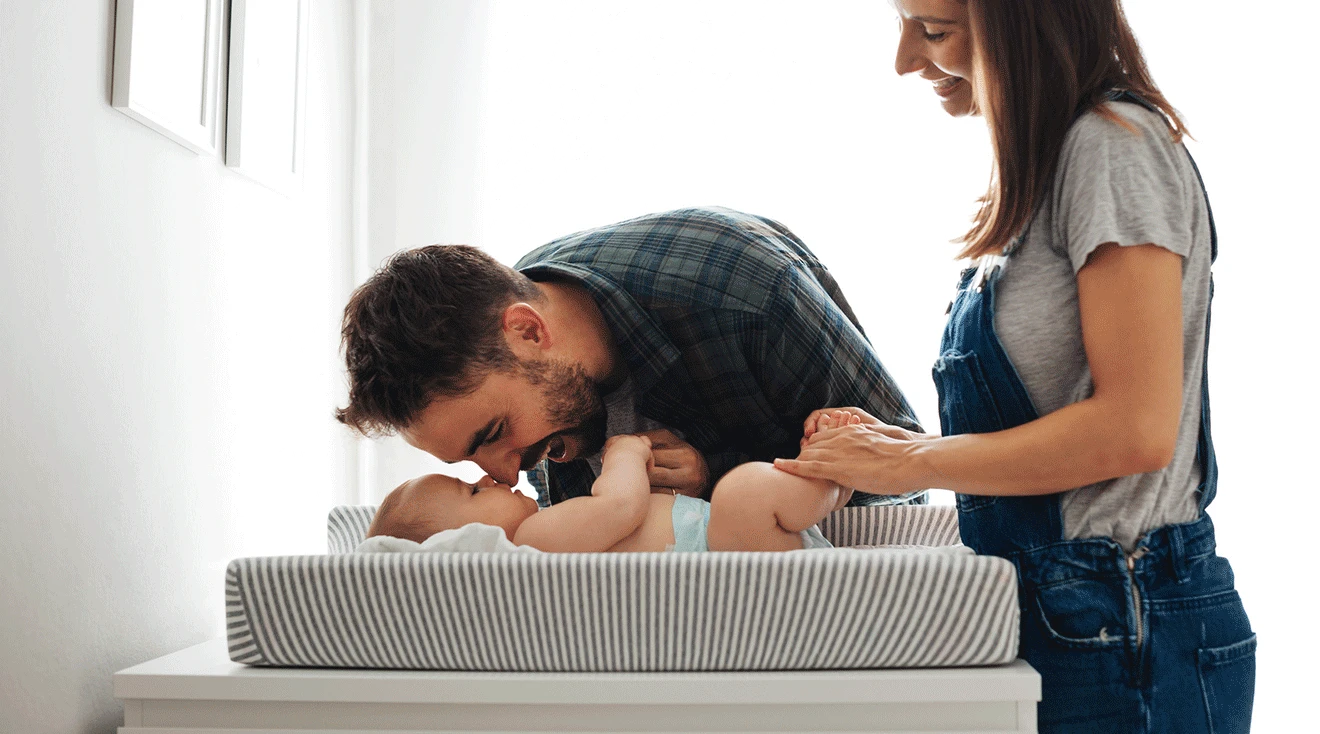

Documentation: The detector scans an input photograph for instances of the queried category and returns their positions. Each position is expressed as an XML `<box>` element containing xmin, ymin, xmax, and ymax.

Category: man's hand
<box><xmin>637</xmin><ymin>429</ymin><xmax>710</xmax><ymax>498</ymax></box>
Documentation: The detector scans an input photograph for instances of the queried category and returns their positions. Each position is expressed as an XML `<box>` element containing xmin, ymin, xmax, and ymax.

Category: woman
<box><xmin>774</xmin><ymin>1</ymin><xmax>1255</xmax><ymax>731</ymax></box>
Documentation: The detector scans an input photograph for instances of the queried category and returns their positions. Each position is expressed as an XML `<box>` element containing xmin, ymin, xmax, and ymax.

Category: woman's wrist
<box><xmin>901</xmin><ymin>435</ymin><xmax>946</xmax><ymax>492</ymax></box>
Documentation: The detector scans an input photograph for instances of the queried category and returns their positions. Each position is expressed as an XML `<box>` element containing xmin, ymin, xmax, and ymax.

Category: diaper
<box><xmin>670</xmin><ymin>494</ymin><xmax>713</xmax><ymax>552</ymax></box>
<box><xmin>799</xmin><ymin>524</ymin><xmax>833</xmax><ymax>549</ymax></box>
<box><xmin>669</xmin><ymin>494</ymin><xmax>833</xmax><ymax>552</ymax></box>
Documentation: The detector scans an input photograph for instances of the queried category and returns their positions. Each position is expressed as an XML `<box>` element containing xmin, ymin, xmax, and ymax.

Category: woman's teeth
<box><xmin>933</xmin><ymin>77</ymin><xmax>964</xmax><ymax>98</ymax></box>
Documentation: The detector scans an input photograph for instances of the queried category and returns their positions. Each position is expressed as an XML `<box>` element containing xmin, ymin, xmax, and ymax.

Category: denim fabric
<box><xmin>931</xmin><ymin>92</ymin><xmax>1254</xmax><ymax>732</ymax></box>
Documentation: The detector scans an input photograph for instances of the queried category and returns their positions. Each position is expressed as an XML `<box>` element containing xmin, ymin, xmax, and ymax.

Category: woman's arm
<box><xmin>777</xmin><ymin>243</ymin><xmax>1185</xmax><ymax>496</ymax></box>
<box><xmin>514</xmin><ymin>435</ymin><xmax>654</xmax><ymax>550</ymax></box>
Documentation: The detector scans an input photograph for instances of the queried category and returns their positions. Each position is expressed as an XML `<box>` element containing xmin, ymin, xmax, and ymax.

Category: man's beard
<box><xmin>516</xmin><ymin>357</ymin><xmax>608</xmax><ymax>470</ymax></box>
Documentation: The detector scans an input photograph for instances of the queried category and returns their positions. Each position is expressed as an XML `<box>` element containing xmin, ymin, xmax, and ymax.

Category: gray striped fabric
<box><xmin>227</xmin><ymin>505</ymin><xmax>1018</xmax><ymax>671</ymax></box>
<box><xmin>325</xmin><ymin>504</ymin><xmax>963</xmax><ymax>555</ymax></box>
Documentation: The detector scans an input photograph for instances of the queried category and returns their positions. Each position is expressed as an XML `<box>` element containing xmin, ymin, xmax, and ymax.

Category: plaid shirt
<box><xmin>516</xmin><ymin>207</ymin><xmax>923</xmax><ymax>507</ymax></box>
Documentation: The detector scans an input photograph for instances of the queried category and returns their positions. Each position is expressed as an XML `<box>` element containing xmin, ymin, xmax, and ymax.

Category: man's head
<box><xmin>366</xmin><ymin>474</ymin><xmax>540</xmax><ymax>543</ymax></box>
<box><xmin>336</xmin><ymin>245</ymin><xmax>608</xmax><ymax>484</ymax></box>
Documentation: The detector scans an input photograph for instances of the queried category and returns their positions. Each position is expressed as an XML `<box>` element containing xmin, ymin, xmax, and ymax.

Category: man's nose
<box><xmin>478</xmin><ymin>451</ymin><xmax>521</xmax><ymax>486</ymax></box>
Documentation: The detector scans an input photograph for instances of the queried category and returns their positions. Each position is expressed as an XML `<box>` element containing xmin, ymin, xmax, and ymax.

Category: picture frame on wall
<box><xmin>225</xmin><ymin>0</ymin><xmax>312</xmax><ymax>195</ymax></box>
<box><xmin>111</xmin><ymin>0</ymin><xmax>226</xmax><ymax>155</ymax></box>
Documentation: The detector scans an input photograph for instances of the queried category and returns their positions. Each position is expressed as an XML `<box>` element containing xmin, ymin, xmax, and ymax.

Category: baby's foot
<box><xmin>813</xmin><ymin>411</ymin><xmax>862</xmax><ymax>433</ymax></box>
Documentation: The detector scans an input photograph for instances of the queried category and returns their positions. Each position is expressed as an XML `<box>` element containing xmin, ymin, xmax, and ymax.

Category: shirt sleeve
<box><xmin>753</xmin><ymin>264</ymin><xmax>922</xmax><ymax>438</ymax></box>
<box><xmin>1052</xmin><ymin>105</ymin><xmax>1194</xmax><ymax>272</ymax></box>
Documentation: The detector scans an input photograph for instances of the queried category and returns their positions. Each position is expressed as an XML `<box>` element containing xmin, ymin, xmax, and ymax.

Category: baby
<box><xmin>366</xmin><ymin>414</ymin><xmax>860</xmax><ymax>553</ymax></box>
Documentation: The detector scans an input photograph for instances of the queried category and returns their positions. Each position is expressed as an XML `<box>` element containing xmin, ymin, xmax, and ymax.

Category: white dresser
<box><xmin>115</xmin><ymin>639</ymin><xmax>1041</xmax><ymax>733</ymax></box>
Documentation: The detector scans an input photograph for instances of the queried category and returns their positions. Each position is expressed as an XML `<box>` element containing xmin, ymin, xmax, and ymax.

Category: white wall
<box><xmin>0</xmin><ymin>1</ymin><xmax>359</xmax><ymax>732</ymax></box>
<box><xmin>361</xmin><ymin>0</ymin><xmax>497</xmax><ymax>492</ymax></box>
<box><xmin>366</xmin><ymin>1</ymin><xmax>1318</xmax><ymax>729</ymax></box>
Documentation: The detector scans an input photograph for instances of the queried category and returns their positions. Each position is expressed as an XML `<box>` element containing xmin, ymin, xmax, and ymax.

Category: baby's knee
<box><xmin>711</xmin><ymin>462</ymin><xmax>780</xmax><ymax>506</ymax></box>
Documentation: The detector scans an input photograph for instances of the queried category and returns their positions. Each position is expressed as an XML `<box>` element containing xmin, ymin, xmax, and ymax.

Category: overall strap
<box><xmin>1183</xmin><ymin>150</ymin><xmax>1219</xmax><ymax>510</ymax></box>
<box><xmin>1105</xmin><ymin>89</ymin><xmax>1220</xmax><ymax>510</ymax></box>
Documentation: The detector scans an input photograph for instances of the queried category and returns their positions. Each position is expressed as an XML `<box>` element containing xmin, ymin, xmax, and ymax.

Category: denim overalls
<box><xmin>932</xmin><ymin>93</ymin><xmax>1256</xmax><ymax>733</ymax></box>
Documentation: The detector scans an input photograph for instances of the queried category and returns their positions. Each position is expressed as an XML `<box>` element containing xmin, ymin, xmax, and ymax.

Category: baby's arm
<box><xmin>512</xmin><ymin>435</ymin><xmax>653</xmax><ymax>552</ymax></box>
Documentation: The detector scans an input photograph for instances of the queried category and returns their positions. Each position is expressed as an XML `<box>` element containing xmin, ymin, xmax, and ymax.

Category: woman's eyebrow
<box><xmin>909</xmin><ymin>15</ymin><xmax>958</xmax><ymax>24</ymax></box>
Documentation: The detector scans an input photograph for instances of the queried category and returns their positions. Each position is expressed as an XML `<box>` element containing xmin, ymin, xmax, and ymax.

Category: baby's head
<box><xmin>367</xmin><ymin>474</ymin><xmax>539</xmax><ymax>543</ymax></box>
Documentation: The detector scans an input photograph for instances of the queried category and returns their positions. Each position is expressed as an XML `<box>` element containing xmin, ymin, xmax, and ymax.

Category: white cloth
<box><xmin>354</xmin><ymin>522</ymin><xmax>542</xmax><ymax>554</ymax></box>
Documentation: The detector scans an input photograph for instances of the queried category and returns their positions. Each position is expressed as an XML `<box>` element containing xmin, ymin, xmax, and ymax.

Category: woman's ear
<box><xmin>501</xmin><ymin>302</ymin><xmax>552</xmax><ymax>357</ymax></box>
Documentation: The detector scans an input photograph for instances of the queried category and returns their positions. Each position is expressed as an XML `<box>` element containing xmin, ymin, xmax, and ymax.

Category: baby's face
<box><xmin>400</xmin><ymin>474</ymin><xmax>539</xmax><ymax>540</ymax></box>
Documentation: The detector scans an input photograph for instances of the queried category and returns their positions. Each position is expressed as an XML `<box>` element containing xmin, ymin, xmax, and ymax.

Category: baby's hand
<box><xmin>603</xmin><ymin>434</ymin><xmax>654</xmax><ymax>472</ymax></box>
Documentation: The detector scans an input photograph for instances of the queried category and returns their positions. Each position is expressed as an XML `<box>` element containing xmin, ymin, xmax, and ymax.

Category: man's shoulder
<box><xmin>515</xmin><ymin>207</ymin><xmax>823</xmax><ymax>313</ymax></box>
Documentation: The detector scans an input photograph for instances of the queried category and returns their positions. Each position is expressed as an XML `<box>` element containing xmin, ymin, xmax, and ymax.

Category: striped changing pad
<box><xmin>225</xmin><ymin>504</ymin><xmax>1020</xmax><ymax>671</ymax></box>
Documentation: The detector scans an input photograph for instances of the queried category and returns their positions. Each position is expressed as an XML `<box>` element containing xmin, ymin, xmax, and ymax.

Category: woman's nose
<box><xmin>476</xmin><ymin>475</ymin><xmax>498</xmax><ymax>489</ymax></box>
<box><xmin>894</xmin><ymin>26</ymin><xmax>925</xmax><ymax>76</ymax></box>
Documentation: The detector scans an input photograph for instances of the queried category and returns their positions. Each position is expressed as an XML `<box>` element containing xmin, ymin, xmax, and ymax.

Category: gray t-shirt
<box><xmin>993</xmin><ymin>101</ymin><xmax>1212</xmax><ymax>551</ymax></box>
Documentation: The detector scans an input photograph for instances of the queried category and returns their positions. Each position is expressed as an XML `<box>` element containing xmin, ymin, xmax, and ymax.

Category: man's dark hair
<box><xmin>335</xmin><ymin>245</ymin><xmax>542</xmax><ymax>436</ymax></box>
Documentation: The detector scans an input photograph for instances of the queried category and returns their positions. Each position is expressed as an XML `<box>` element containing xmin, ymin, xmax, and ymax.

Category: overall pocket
<box><xmin>1198</xmin><ymin>634</ymin><xmax>1256</xmax><ymax>734</ymax></box>
<box><xmin>1032</xmin><ymin>577</ymin><xmax>1131</xmax><ymax>649</ymax></box>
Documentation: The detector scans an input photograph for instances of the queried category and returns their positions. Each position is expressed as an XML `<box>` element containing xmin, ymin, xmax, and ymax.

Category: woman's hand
<box><xmin>775</xmin><ymin>422</ymin><xmax>932</xmax><ymax>496</ymax></box>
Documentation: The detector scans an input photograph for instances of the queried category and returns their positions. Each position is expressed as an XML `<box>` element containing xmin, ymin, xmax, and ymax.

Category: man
<box><xmin>337</xmin><ymin>207</ymin><xmax>924</xmax><ymax>507</ymax></box>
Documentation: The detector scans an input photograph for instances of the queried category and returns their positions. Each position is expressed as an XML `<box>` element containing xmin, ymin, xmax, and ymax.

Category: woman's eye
<box><xmin>923</xmin><ymin>31</ymin><xmax>948</xmax><ymax>42</ymax></box>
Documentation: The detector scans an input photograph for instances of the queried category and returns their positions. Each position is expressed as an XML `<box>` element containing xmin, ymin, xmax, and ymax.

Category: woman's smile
<box><xmin>930</xmin><ymin>76</ymin><xmax>965</xmax><ymax>98</ymax></box>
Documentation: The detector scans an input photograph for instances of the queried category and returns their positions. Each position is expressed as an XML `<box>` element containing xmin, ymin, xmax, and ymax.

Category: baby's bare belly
<box><xmin>608</xmin><ymin>494</ymin><xmax>676</xmax><ymax>552</ymax></box>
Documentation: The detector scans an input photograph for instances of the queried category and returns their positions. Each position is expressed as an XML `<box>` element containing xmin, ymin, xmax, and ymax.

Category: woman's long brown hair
<box><xmin>959</xmin><ymin>0</ymin><xmax>1188</xmax><ymax>259</ymax></box>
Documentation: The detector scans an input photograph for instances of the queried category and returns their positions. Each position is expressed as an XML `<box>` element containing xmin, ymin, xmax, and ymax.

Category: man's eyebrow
<box><xmin>465</xmin><ymin>418</ymin><xmax>499</xmax><ymax>458</ymax></box>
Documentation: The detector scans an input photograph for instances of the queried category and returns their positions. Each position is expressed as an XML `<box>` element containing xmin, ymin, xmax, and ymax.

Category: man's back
<box><xmin>516</xmin><ymin>207</ymin><xmax>921</xmax><ymax>506</ymax></box>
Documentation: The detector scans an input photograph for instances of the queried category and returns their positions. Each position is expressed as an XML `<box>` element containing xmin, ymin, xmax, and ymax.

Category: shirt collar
<box><xmin>518</xmin><ymin>262</ymin><xmax>680</xmax><ymax>394</ymax></box>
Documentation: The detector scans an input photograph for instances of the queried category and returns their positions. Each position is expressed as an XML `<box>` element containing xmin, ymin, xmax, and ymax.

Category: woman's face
<box><xmin>893</xmin><ymin>0</ymin><xmax>976</xmax><ymax>117</ymax></box>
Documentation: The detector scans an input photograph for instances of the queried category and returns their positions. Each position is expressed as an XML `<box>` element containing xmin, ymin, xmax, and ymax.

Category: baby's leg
<box><xmin>706</xmin><ymin>462</ymin><xmax>847</xmax><ymax>551</ymax></box>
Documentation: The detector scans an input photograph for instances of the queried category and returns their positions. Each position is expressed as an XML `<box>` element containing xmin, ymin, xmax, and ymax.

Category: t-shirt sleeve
<box><xmin>1051</xmin><ymin>105</ymin><xmax>1194</xmax><ymax>273</ymax></box>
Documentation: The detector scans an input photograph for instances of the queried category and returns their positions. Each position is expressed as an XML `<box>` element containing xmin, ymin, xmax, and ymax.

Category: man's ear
<box><xmin>501</xmin><ymin>302</ymin><xmax>552</xmax><ymax>357</ymax></box>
